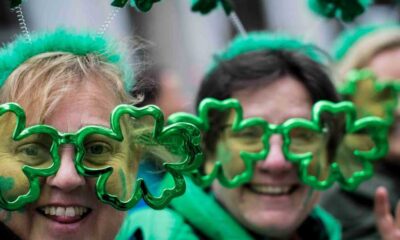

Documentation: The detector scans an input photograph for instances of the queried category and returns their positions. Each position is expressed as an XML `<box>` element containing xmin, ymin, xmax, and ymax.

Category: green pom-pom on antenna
<box><xmin>130</xmin><ymin>0</ymin><xmax>161</xmax><ymax>12</ymax></box>
<box><xmin>111</xmin><ymin>0</ymin><xmax>161</xmax><ymax>12</ymax></box>
<box><xmin>9</xmin><ymin>0</ymin><xmax>22</xmax><ymax>8</ymax></box>
<box><xmin>190</xmin><ymin>0</ymin><xmax>232</xmax><ymax>15</ymax></box>
<box><xmin>308</xmin><ymin>0</ymin><xmax>373</xmax><ymax>22</ymax></box>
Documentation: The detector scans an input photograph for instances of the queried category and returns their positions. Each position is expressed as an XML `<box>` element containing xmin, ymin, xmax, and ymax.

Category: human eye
<box><xmin>20</xmin><ymin>144</ymin><xmax>40</xmax><ymax>156</ymax></box>
<box><xmin>238</xmin><ymin>131</ymin><xmax>261</xmax><ymax>141</ymax></box>
<box><xmin>290</xmin><ymin>129</ymin><xmax>318</xmax><ymax>144</ymax></box>
<box><xmin>85</xmin><ymin>142</ymin><xmax>112</xmax><ymax>156</ymax></box>
<box><xmin>16</xmin><ymin>143</ymin><xmax>51</xmax><ymax>166</ymax></box>
<box><xmin>234</xmin><ymin>126</ymin><xmax>263</xmax><ymax>140</ymax></box>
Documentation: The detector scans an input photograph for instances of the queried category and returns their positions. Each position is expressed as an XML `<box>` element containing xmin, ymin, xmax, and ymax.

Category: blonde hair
<box><xmin>0</xmin><ymin>51</ymin><xmax>183</xmax><ymax>168</ymax></box>
<box><xmin>338</xmin><ymin>29</ymin><xmax>400</xmax><ymax>81</ymax></box>
<box><xmin>0</xmin><ymin>51</ymin><xmax>138</xmax><ymax>123</ymax></box>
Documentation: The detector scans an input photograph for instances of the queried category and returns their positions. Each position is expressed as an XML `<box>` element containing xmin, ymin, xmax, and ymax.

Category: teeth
<box><xmin>56</xmin><ymin>207</ymin><xmax>65</xmax><ymax>216</ymax></box>
<box><xmin>250</xmin><ymin>185</ymin><xmax>291</xmax><ymax>195</ymax></box>
<box><xmin>65</xmin><ymin>207</ymin><xmax>74</xmax><ymax>217</ymax></box>
<box><xmin>50</xmin><ymin>207</ymin><xmax>56</xmax><ymax>215</ymax></box>
<box><xmin>41</xmin><ymin>206</ymin><xmax>88</xmax><ymax>217</ymax></box>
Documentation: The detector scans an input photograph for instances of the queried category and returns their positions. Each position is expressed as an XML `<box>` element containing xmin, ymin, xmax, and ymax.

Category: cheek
<box><xmin>388</xmin><ymin>134</ymin><xmax>400</xmax><ymax>158</ymax></box>
<box><xmin>215</xmin><ymin>142</ymin><xmax>245</xmax><ymax>180</ymax></box>
<box><xmin>92</xmin><ymin>206</ymin><xmax>125</xmax><ymax>239</ymax></box>
<box><xmin>388</xmin><ymin>119</ymin><xmax>400</xmax><ymax>159</ymax></box>
<box><xmin>213</xmin><ymin>182</ymin><xmax>232</xmax><ymax>203</ymax></box>
<box><xmin>1</xmin><ymin>209</ymin><xmax>32</xmax><ymax>239</ymax></box>
<box><xmin>213</xmin><ymin>182</ymin><xmax>244</xmax><ymax>215</ymax></box>
<box><xmin>302</xmin><ymin>189</ymin><xmax>320</xmax><ymax>212</ymax></box>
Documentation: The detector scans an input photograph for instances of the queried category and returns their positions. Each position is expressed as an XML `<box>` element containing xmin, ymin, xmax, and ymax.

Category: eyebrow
<box><xmin>77</xmin><ymin>123</ymin><xmax>110</xmax><ymax>129</ymax></box>
<box><xmin>77</xmin><ymin>112</ymin><xmax>111</xmax><ymax>130</ymax></box>
<box><xmin>244</xmin><ymin>111</ymin><xmax>311</xmax><ymax>121</ymax></box>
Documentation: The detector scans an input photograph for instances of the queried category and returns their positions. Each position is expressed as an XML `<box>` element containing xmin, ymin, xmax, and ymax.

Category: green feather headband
<box><xmin>208</xmin><ymin>32</ymin><xmax>326</xmax><ymax>74</ymax></box>
<box><xmin>0</xmin><ymin>28</ymin><xmax>134</xmax><ymax>90</ymax></box>
<box><xmin>332</xmin><ymin>23</ymin><xmax>400</xmax><ymax>61</ymax></box>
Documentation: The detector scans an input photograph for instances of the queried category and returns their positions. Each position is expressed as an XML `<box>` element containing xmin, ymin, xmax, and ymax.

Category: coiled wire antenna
<box><xmin>229</xmin><ymin>11</ymin><xmax>247</xmax><ymax>36</ymax></box>
<box><xmin>98</xmin><ymin>7</ymin><xmax>120</xmax><ymax>36</ymax></box>
<box><xmin>11</xmin><ymin>5</ymin><xmax>31</xmax><ymax>43</ymax></box>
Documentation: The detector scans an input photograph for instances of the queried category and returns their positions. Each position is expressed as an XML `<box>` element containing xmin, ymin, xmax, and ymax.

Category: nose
<box><xmin>256</xmin><ymin>135</ymin><xmax>295</xmax><ymax>175</ymax></box>
<box><xmin>46</xmin><ymin>144</ymin><xmax>85</xmax><ymax>192</ymax></box>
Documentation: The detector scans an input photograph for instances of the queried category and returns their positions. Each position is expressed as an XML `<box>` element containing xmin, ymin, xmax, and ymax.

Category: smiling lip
<box><xmin>37</xmin><ymin>205</ymin><xmax>91</xmax><ymax>224</ymax></box>
<box><xmin>245</xmin><ymin>184</ymin><xmax>300</xmax><ymax>196</ymax></box>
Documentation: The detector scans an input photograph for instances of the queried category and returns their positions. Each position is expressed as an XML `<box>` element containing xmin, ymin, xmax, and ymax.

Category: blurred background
<box><xmin>0</xmin><ymin>0</ymin><xmax>399</xmax><ymax>111</ymax></box>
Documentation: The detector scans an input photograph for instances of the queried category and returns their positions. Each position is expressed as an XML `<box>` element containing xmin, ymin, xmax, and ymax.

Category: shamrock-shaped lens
<box><xmin>5</xmin><ymin>133</ymin><xmax>53</xmax><ymax>201</ymax></box>
<box><xmin>287</xmin><ymin>125</ymin><xmax>330</xmax><ymax>182</ymax></box>
<box><xmin>340</xmin><ymin>69</ymin><xmax>399</xmax><ymax>124</ymax></box>
<box><xmin>81</xmin><ymin>115</ymin><xmax>140</xmax><ymax>202</ymax></box>
<box><xmin>218</xmin><ymin>111</ymin><xmax>265</xmax><ymax>181</ymax></box>
<box><xmin>0</xmin><ymin>113</ymin><xmax>50</xmax><ymax>202</ymax></box>
<box><xmin>0</xmin><ymin>103</ymin><xmax>60</xmax><ymax>210</ymax></box>
<box><xmin>335</xmin><ymin>129</ymin><xmax>375</xmax><ymax>179</ymax></box>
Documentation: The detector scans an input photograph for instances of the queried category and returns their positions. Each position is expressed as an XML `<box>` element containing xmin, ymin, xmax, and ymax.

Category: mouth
<box><xmin>245</xmin><ymin>184</ymin><xmax>300</xmax><ymax>196</ymax></box>
<box><xmin>37</xmin><ymin>206</ymin><xmax>92</xmax><ymax>224</ymax></box>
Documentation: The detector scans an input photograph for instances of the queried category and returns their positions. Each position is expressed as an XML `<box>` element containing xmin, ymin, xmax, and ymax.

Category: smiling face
<box><xmin>212</xmin><ymin>76</ymin><xmax>320</xmax><ymax>238</ymax></box>
<box><xmin>2</xmin><ymin>79</ymin><xmax>127</xmax><ymax>240</ymax></box>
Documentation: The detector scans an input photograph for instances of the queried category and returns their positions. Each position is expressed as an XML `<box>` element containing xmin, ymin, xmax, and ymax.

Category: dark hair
<box><xmin>196</xmin><ymin>50</ymin><xmax>340</xmax><ymax>154</ymax></box>
<box><xmin>130</xmin><ymin>65</ymin><xmax>162</xmax><ymax>107</ymax></box>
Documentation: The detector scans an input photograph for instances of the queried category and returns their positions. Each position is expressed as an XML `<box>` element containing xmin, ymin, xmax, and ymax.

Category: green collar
<box><xmin>168</xmin><ymin>177</ymin><xmax>252</xmax><ymax>240</ymax></box>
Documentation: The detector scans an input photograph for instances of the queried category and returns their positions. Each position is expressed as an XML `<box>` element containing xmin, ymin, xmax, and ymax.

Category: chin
<box><xmin>240</xmin><ymin>208</ymin><xmax>305</xmax><ymax>238</ymax></box>
<box><xmin>233</xmin><ymin>184</ymin><xmax>319</xmax><ymax>238</ymax></box>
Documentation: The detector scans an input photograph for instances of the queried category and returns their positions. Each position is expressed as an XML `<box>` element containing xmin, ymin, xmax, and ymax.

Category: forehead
<box><xmin>231</xmin><ymin>76</ymin><xmax>313</xmax><ymax>124</ymax></box>
<box><xmin>41</xmin><ymin>81</ymin><xmax>119</xmax><ymax>132</ymax></box>
<box><xmin>367</xmin><ymin>46</ymin><xmax>400</xmax><ymax>80</ymax></box>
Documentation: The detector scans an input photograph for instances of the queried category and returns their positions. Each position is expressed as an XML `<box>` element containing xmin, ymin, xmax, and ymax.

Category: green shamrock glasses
<box><xmin>168</xmin><ymin>98</ymin><xmax>389</xmax><ymax>190</ymax></box>
<box><xmin>0</xmin><ymin>103</ymin><xmax>202</xmax><ymax>211</ymax></box>
<box><xmin>340</xmin><ymin>69</ymin><xmax>400</xmax><ymax>125</ymax></box>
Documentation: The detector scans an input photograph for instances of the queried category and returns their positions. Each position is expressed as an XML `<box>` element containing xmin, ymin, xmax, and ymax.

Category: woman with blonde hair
<box><xmin>0</xmin><ymin>27</ymin><xmax>200</xmax><ymax>239</ymax></box>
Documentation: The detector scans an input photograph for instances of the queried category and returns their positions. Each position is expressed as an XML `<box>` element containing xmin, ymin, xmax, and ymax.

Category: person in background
<box><xmin>132</xmin><ymin>65</ymin><xmax>188</xmax><ymax>118</ymax></box>
<box><xmin>321</xmin><ymin>24</ymin><xmax>400</xmax><ymax>240</ymax></box>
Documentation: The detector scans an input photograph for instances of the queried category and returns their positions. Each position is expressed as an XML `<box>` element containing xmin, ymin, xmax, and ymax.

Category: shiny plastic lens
<box><xmin>0</xmin><ymin>113</ymin><xmax>53</xmax><ymax>202</ymax></box>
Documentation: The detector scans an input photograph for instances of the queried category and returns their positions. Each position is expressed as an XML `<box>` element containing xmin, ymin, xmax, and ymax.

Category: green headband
<box><xmin>0</xmin><ymin>28</ymin><xmax>134</xmax><ymax>90</ymax></box>
<box><xmin>332</xmin><ymin>23</ymin><xmax>400</xmax><ymax>60</ymax></box>
<box><xmin>208</xmin><ymin>32</ymin><xmax>326</xmax><ymax>74</ymax></box>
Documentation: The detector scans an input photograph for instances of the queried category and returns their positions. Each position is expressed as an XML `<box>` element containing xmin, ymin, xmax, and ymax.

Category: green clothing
<box><xmin>321</xmin><ymin>162</ymin><xmax>400</xmax><ymax>240</ymax></box>
<box><xmin>117</xmin><ymin>178</ymin><xmax>341</xmax><ymax>240</ymax></box>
